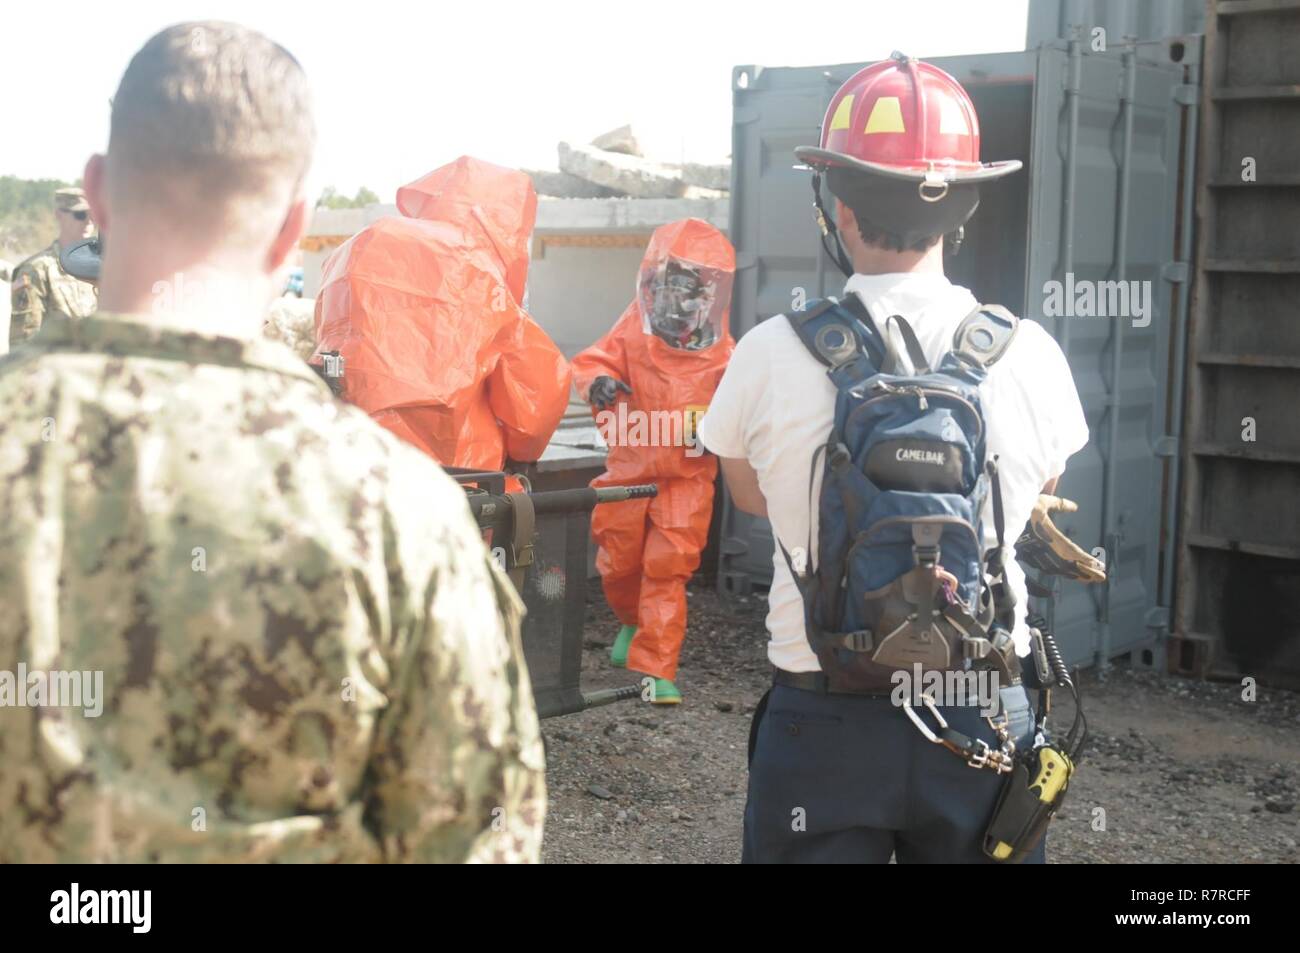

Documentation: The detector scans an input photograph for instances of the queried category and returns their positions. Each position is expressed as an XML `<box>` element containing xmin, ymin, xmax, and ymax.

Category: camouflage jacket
<box><xmin>0</xmin><ymin>311</ymin><xmax>545</xmax><ymax>862</ymax></box>
<box><xmin>9</xmin><ymin>240</ymin><xmax>99</xmax><ymax>347</ymax></box>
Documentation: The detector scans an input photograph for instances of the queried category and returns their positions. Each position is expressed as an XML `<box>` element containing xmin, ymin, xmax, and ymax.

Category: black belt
<box><xmin>773</xmin><ymin>668</ymin><xmax>894</xmax><ymax>697</ymax></box>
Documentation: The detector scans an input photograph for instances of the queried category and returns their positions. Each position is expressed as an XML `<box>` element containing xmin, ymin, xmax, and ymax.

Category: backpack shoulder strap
<box><xmin>786</xmin><ymin>295</ymin><xmax>885</xmax><ymax>372</ymax></box>
<box><xmin>952</xmin><ymin>303</ymin><xmax>1019</xmax><ymax>368</ymax></box>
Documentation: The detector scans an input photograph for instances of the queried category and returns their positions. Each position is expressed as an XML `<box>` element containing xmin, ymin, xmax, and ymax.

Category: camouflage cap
<box><xmin>54</xmin><ymin>187</ymin><xmax>89</xmax><ymax>212</ymax></box>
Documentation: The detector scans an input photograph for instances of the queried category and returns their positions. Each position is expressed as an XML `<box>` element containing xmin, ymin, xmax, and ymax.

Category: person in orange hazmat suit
<box><xmin>313</xmin><ymin>156</ymin><xmax>571</xmax><ymax>475</ymax></box>
<box><xmin>571</xmin><ymin>219</ymin><xmax>736</xmax><ymax>704</ymax></box>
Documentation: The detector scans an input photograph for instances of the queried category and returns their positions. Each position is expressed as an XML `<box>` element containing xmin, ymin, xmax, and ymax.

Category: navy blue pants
<box><xmin>742</xmin><ymin>680</ymin><xmax>1047</xmax><ymax>864</ymax></box>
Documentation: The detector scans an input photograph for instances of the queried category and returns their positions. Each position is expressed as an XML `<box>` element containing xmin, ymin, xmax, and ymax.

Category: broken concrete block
<box><xmin>682</xmin><ymin>162</ymin><xmax>731</xmax><ymax>191</ymax></box>
<box><xmin>558</xmin><ymin>142</ymin><xmax>686</xmax><ymax>199</ymax></box>
<box><xmin>525</xmin><ymin>169</ymin><xmax>621</xmax><ymax>199</ymax></box>
<box><xmin>590</xmin><ymin>124</ymin><xmax>642</xmax><ymax>157</ymax></box>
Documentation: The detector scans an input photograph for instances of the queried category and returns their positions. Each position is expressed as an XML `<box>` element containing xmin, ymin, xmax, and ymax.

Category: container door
<box><xmin>1024</xmin><ymin>41</ymin><xmax>1189</xmax><ymax>668</ymax></box>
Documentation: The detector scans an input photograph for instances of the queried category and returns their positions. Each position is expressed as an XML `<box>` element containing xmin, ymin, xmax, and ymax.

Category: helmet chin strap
<box><xmin>810</xmin><ymin>172</ymin><xmax>854</xmax><ymax>278</ymax></box>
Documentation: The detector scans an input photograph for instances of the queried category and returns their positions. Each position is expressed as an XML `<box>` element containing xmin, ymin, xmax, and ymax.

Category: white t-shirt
<box><xmin>698</xmin><ymin>272</ymin><xmax>1089</xmax><ymax>672</ymax></box>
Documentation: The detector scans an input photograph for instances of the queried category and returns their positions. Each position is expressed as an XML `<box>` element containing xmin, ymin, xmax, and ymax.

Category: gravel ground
<box><xmin>541</xmin><ymin>582</ymin><xmax>1300</xmax><ymax>864</ymax></box>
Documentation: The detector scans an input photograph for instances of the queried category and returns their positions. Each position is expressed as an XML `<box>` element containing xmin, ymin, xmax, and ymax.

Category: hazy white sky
<box><xmin>2</xmin><ymin>0</ymin><xmax>1029</xmax><ymax>201</ymax></box>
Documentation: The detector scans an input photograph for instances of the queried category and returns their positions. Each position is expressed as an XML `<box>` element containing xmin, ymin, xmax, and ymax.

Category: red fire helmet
<box><xmin>796</xmin><ymin>52</ymin><xmax>1021</xmax><ymax>195</ymax></box>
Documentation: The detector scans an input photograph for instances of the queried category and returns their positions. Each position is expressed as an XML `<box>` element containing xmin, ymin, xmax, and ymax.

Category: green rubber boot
<box><xmin>649</xmin><ymin>678</ymin><xmax>682</xmax><ymax>705</ymax></box>
<box><xmin>610</xmin><ymin>624</ymin><xmax>637</xmax><ymax>668</ymax></box>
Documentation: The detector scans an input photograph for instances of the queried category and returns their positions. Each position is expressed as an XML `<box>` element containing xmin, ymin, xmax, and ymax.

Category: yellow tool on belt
<box><xmin>982</xmin><ymin>623</ymin><xmax>1086</xmax><ymax>863</ymax></box>
<box><xmin>986</xmin><ymin>745</ymin><xmax>1074</xmax><ymax>861</ymax></box>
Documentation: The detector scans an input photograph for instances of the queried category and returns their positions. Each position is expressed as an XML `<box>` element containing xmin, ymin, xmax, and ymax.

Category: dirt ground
<box><xmin>541</xmin><ymin>582</ymin><xmax>1300</xmax><ymax>864</ymax></box>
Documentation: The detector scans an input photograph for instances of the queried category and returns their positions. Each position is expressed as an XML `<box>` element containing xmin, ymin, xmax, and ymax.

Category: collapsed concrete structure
<box><xmin>554</xmin><ymin>143</ymin><xmax>726</xmax><ymax>200</ymax></box>
<box><xmin>530</xmin><ymin>125</ymin><xmax>729</xmax><ymax>201</ymax></box>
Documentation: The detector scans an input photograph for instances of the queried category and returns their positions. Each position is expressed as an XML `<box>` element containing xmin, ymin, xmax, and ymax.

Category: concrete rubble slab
<box><xmin>558</xmin><ymin>142</ymin><xmax>687</xmax><ymax>199</ymax></box>
<box><xmin>590</xmin><ymin>124</ymin><xmax>642</xmax><ymax>157</ymax></box>
<box><xmin>682</xmin><ymin>161</ymin><xmax>731</xmax><ymax>191</ymax></box>
<box><xmin>526</xmin><ymin>169</ymin><xmax>621</xmax><ymax>199</ymax></box>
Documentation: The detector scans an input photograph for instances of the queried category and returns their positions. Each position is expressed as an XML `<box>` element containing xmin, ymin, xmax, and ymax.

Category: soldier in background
<box><xmin>0</xmin><ymin>21</ymin><xmax>544</xmax><ymax>863</ymax></box>
<box><xmin>0</xmin><ymin>258</ymin><xmax>10</xmax><ymax>354</ymax></box>
<box><xmin>8</xmin><ymin>187</ymin><xmax>99</xmax><ymax>346</ymax></box>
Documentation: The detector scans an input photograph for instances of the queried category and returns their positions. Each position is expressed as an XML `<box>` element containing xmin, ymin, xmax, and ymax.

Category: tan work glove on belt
<box><xmin>1014</xmin><ymin>495</ymin><xmax>1106</xmax><ymax>583</ymax></box>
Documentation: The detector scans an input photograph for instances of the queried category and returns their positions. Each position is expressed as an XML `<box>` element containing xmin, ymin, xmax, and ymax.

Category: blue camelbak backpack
<box><xmin>781</xmin><ymin>294</ymin><xmax>1022</xmax><ymax>693</ymax></box>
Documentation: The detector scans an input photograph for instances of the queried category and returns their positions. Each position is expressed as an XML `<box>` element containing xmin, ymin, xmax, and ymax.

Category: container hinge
<box><xmin>1145</xmin><ymin>606</ymin><xmax>1171</xmax><ymax>632</ymax></box>
<box><xmin>734</xmin><ymin>65</ymin><xmax>765</xmax><ymax>93</ymax></box>
<box><xmin>1162</xmin><ymin>261</ymin><xmax>1189</xmax><ymax>283</ymax></box>
<box><xmin>1153</xmin><ymin>435</ymin><xmax>1179</xmax><ymax>457</ymax></box>
<box><xmin>1173</xmin><ymin>84</ymin><xmax>1199</xmax><ymax>106</ymax></box>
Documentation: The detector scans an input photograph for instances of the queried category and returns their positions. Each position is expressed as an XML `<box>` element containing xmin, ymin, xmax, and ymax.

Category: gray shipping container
<box><xmin>719</xmin><ymin>34</ymin><xmax>1201</xmax><ymax>670</ymax></box>
<box><xmin>1026</xmin><ymin>0</ymin><xmax>1206</xmax><ymax>47</ymax></box>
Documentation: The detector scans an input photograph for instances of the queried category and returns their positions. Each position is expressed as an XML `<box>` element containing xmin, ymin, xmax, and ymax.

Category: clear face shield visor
<box><xmin>638</xmin><ymin>258</ymin><xmax>731</xmax><ymax>350</ymax></box>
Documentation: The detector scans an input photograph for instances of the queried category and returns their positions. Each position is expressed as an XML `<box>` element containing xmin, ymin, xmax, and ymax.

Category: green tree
<box><xmin>0</xmin><ymin>175</ymin><xmax>76</xmax><ymax>262</ymax></box>
<box><xmin>316</xmin><ymin>186</ymin><xmax>380</xmax><ymax>210</ymax></box>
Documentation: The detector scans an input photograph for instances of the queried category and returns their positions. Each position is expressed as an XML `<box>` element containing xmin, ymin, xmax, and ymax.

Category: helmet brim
<box><xmin>794</xmin><ymin>146</ymin><xmax>1022</xmax><ymax>184</ymax></box>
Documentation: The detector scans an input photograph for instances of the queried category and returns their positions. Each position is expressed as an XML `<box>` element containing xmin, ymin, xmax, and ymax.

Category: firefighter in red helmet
<box><xmin>700</xmin><ymin>53</ymin><xmax>1094</xmax><ymax>863</ymax></box>
<box><xmin>795</xmin><ymin>51</ymin><xmax>1021</xmax><ymax>272</ymax></box>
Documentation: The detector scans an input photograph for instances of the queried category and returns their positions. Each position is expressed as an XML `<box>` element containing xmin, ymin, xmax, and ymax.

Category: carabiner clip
<box><xmin>901</xmin><ymin>691</ymin><xmax>947</xmax><ymax>743</ymax></box>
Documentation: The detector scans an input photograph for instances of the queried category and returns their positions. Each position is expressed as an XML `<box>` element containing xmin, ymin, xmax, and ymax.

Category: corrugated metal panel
<box><xmin>721</xmin><ymin>42</ymin><xmax>1194</xmax><ymax>670</ymax></box>
<box><xmin>1025</xmin><ymin>42</ymin><xmax>1189</xmax><ymax>667</ymax></box>
<box><xmin>1175</xmin><ymin>0</ymin><xmax>1300</xmax><ymax>687</ymax></box>
<box><xmin>1027</xmin><ymin>0</ymin><xmax>1206</xmax><ymax>47</ymax></box>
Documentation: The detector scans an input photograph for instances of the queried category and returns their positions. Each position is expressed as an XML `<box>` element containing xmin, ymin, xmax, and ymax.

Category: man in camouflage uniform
<box><xmin>0</xmin><ymin>21</ymin><xmax>545</xmax><ymax>863</ymax></box>
<box><xmin>8</xmin><ymin>187</ymin><xmax>99</xmax><ymax>347</ymax></box>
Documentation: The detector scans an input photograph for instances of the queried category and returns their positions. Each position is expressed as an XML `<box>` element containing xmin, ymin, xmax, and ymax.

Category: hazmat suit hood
<box><xmin>636</xmin><ymin>218</ymin><xmax>735</xmax><ymax>353</ymax></box>
<box><xmin>397</xmin><ymin>156</ymin><xmax>537</xmax><ymax>306</ymax></box>
<box><xmin>313</xmin><ymin>156</ymin><xmax>570</xmax><ymax>471</ymax></box>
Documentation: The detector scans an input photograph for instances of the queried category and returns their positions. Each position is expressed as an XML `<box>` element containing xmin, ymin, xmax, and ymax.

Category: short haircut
<box><xmin>826</xmin><ymin>167</ymin><xmax>978</xmax><ymax>254</ymax></box>
<box><xmin>853</xmin><ymin>218</ymin><xmax>943</xmax><ymax>254</ymax></box>
<box><xmin>107</xmin><ymin>21</ymin><xmax>316</xmax><ymax>232</ymax></box>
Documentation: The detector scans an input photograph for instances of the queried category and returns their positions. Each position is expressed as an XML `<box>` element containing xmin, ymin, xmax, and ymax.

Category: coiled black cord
<box><xmin>1027</xmin><ymin>615</ymin><xmax>1088</xmax><ymax>763</ymax></box>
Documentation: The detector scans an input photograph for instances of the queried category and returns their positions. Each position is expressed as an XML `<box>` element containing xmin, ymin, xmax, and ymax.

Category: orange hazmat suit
<box><xmin>313</xmin><ymin>156</ymin><xmax>571</xmax><ymax>472</ymax></box>
<box><xmin>571</xmin><ymin>219</ymin><xmax>736</xmax><ymax>681</ymax></box>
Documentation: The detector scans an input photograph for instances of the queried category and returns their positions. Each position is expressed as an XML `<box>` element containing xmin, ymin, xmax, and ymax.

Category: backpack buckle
<box><xmin>912</xmin><ymin>523</ymin><xmax>943</xmax><ymax>568</ymax></box>
<box><xmin>850</xmin><ymin>629</ymin><xmax>875</xmax><ymax>652</ymax></box>
<box><xmin>839</xmin><ymin>629</ymin><xmax>875</xmax><ymax>653</ymax></box>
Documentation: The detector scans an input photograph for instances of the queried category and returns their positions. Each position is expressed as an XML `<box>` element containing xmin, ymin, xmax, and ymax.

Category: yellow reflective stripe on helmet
<box><xmin>864</xmin><ymin>96</ymin><xmax>905</xmax><ymax>134</ymax></box>
<box><xmin>829</xmin><ymin>94</ymin><xmax>855</xmax><ymax>131</ymax></box>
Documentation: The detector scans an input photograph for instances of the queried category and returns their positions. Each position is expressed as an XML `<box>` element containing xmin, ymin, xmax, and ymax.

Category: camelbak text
<box><xmin>895</xmin><ymin>448</ymin><xmax>946</xmax><ymax>466</ymax></box>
